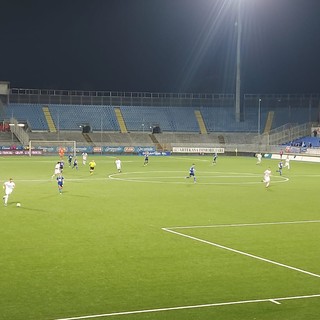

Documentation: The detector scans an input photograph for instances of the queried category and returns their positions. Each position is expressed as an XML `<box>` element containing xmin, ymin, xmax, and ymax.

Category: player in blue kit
<box><xmin>59</xmin><ymin>160</ymin><xmax>65</xmax><ymax>173</ymax></box>
<box><xmin>186</xmin><ymin>164</ymin><xmax>196</xmax><ymax>183</ymax></box>
<box><xmin>68</xmin><ymin>154</ymin><xmax>73</xmax><ymax>167</ymax></box>
<box><xmin>56</xmin><ymin>174</ymin><xmax>64</xmax><ymax>194</ymax></box>
<box><xmin>72</xmin><ymin>158</ymin><xmax>78</xmax><ymax>170</ymax></box>
<box><xmin>72</xmin><ymin>157</ymin><xmax>78</xmax><ymax>170</ymax></box>
<box><xmin>276</xmin><ymin>160</ymin><xmax>283</xmax><ymax>176</ymax></box>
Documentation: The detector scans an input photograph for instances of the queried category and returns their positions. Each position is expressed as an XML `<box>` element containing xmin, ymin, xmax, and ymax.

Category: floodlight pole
<box><xmin>235</xmin><ymin>0</ymin><xmax>242</xmax><ymax>123</ymax></box>
<box><xmin>100</xmin><ymin>116</ymin><xmax>103</xmax><ymax>155</ymax></box>
<box><xmin>9</xmin><ymin>123</ymin><xmax>14</xmax><ymax>142</ymax></box>
<box><xmin>57</xmin><ymin>107</ymin><xmax>60</xmax><ymax>141</ymax></box>
<box><xmin>258</xmin><ymin>98</ymin><xmax>261</xmax><ymax>134</ymax></box>
<box><xmin>10</xmin><ymin>110</ymin><xmax>14</xmax><ymax>142</ymax></box>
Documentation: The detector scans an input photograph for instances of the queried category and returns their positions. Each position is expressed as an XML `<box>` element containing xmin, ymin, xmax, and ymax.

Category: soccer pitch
<box><xmin>1</xmin><ymin>155</ymin><xmax>320</xmax><ymax>320</ymax></box>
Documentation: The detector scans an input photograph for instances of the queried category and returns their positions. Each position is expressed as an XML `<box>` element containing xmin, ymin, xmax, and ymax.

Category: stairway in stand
<box><xmin>149</xmin><ymin>134</ymin><xmax>164</xmax><ymax>151</ymax></box>
<box><xmin>42</xmin><ymin>106</ymin><xmax>57</xmax><ymax>132</ymax></box>
<box><xmin>263</xmin><ymin>111</ymin><xmax>274</xmax><ymax>134</ymax></box>
<box><xmin>194</xmin><ymin>110</ymin><xmax>208</xmax><ymax>134</ymax></box>
<box><xmin>114</xmin><ymin>107</ymin><xmax>128</xmax><ymax>133</ymax></box>
<box><xmin>83</xmin><ymin>133</ymin><xmax>94</xmax><ymax>145</ymax></box>
<box><xmin>218</xmin><ymin>135</ymin><xmax>225</xmax><ymax>144</ymax></box>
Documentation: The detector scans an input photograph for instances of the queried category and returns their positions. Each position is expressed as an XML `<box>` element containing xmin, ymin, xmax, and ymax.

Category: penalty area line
<box><xmin>166</xmin><ymin>219</ymin><xmax>320</xmax><ymax>230</ymax></box>
<box><xmin>162</xmin><ymin>228</ymin><xmax>320</xmax><ymax>279</ymax></box>
<box><xmin>52</xmin><ymin>294</ymin><xmax>320</xmax><ymax>320</ymax></box>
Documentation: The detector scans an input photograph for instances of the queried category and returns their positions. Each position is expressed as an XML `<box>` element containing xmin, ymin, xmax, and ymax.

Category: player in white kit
<box><xmin>3</xmin><ymin>178</ymin><xmax>15</xmax><ymax>206</ymax></box>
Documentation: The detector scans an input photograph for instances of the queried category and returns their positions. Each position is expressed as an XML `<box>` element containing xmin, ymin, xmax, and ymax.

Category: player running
<box><xmin>89</xmin><ymin>159</ymin><xmax>96</xmax><ymax>175</ymax></box>
<box><xmin>276</xmin><ymin>161</ymin><xmax>283</xmax><ymax>176</ymax></box>
<box><xmin>144</xmin><ymin>152</ymin><xmax>149</xmax><ymax>166</ymax></box>
<box><xmin>3</xmin><ymin>178</ymin><xmax>15</xmax><ymax>206</ymax></box>
<box><xmin>68</xmin><ymin>154</ymin><xmax>73</xmax><ymax>167</ymax></box>
<box><xmin>213</xmin><ymin>152</ymin><xmax>217</xmax><ymax>164</ymax></box>
<box><xmin>284</xmin><ymin>155</ymin><xmax>290</xmax><ymax>170</ymax></box>
<box><xmin>56</xmin><ymin>174</ymin><xmax>64</xmax><ymax>194</ymax></box>
<box><xmin>256</xmin><ymin>152</ymin><xmax>262</xmax><ymax>165</ymax></box>
<box><xmin>186</xmin><ymin>164</ymin><xmax>196</xmax><ymax>183</ymax></box>
<box><xmin>52</xmin><ymin>161</ymin><xmax>61</xmax><ymax>179</ymax></box>
<box><xmin>115</xmin><ymin>158</ymin><xmax>122</xmax><ymax>173</ymax></box>
<box><xmin>72</xmin><ymin>157</ymin><xmax>78</xmax><ymax>170</ymax></box>
<box><xmin>263</xmin><ymin>167</ymin><xmax>271</xmax><ymax>188</ymax></box>
<box><xmin>82</xmin><ymin>152</ymin><xmax>88</xmax><ymax>165</ymax></box>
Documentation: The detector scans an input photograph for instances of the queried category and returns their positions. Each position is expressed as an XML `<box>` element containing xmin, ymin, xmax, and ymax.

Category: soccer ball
<box><xmin>16</xmin><ymin>203</ymin><xmax>21</xmax><ymax>207</ymax></box>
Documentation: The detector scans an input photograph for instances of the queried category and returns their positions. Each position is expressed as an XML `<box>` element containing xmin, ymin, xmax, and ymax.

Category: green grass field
<box><xmin>1</xmin><ymin>154</ymin><xmax>320</xmax><ymax>320</ymax></box>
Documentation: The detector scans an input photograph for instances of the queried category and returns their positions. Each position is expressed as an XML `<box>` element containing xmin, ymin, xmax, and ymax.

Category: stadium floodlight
<box><xmin>9</xmin><ymin>123</ymin><xmax>24</xmax><ymax>127</ymax></box>
<box><xmin>9</xmin><ymin>122</ymin><xmax>25</xmax><ymax>142</ymax></box>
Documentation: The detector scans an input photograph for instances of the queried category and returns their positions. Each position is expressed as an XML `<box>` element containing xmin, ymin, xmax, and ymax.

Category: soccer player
<box><xmin>115</xmin><ymin>158</ymin><xmax>122</xmax><ymax>173</ymax></box>
<box><xmin>263</xmin><ymin>167</ymin><xmax>271</xmax><ymax>188</ymax></box>
<box><xmin>186</xmin><ymin>164</ymin><xmax>196</xmax><ymax>183</ymax></box>
<box><xmin>59</xmin><ymin>147</ymin><xmax>65</xmax><ymax>159</ymax></box>
<box><xmin>279</xmin><ymin>149</ymin><xmax>283</xmax><ymax>159</ymax></box>
<box><xmin>51</xmin><ymin>161</ymin><xmax>61</xmax><ymax>178</ymax></box>
<box><xmin>144</xmin><ymin>152</ymin><xmax>149</xmax><ymax>166</ymax></box>
<box><xmin>68</xmin><ymin>154</ymin><xmax>73</xmax><ymax>167</ymax></box>
<box><xmin>59</xmin><ymin>160</ymin><xmax>65</xmax><ymax>173</ymax></box>
<box><xmin>72</xmin><ymin>157</ymin><xmax>78</xmax><ymax>170</ymax></box>
<box><xmin>284</xmin><ymin>155</ymin><xmax>290</xmax><ymax>170</ymax></box>
<box><xmin>276</xmin><ymin>161</ymin><xmax>283</xmax><ymax>175</ymax></box>
<box><xmin>256</xmin><ymin>152</ymin><xmax>262</xmax><ymax>165</ymax></box>
<box><xmin>56</xmin><ymin>174</ymin><xmax>64</xmax><ymax>194</ymax></box>
<box><xmin>213</xmin><ymin>152</ymin><xmax>217</xmax><ymax>164</ymax></box>
<box><xmin>3</xmin><ymin>178</ymin><xmax>15</xmax><ymax>206</ymax></box>
<box><xmin>89</xmin><ymin>159</ymin><xmax>96</xmax><ymax>175</ymax></box>
<box><xmin>82</xmin><ymin>152</ymin><xmax>88</xmax><ymax>165</ymax></box>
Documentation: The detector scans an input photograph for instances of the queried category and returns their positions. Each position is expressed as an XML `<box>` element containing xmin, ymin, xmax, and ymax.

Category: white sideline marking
<box><xmin>168</xmin><ymin>219</ymin><xmax>320</xmax><ymax>230</ymax></box>
<box><xmin>162</xmin><ymin>228</ymin><xmax>320</xmax><ymax>279</ymax></box>
<box><xmin>269</xmin><ymin>299</ymin><xmax>281</xmax><ymax>305</ymax></box>
<box><xmin>53</xmin><ymin>220</ymin><xmax>320</xmax><ymax>320</ymax></box>
<box><xmin>53</xmin><ymin>294</ymin><xmax>320</xmax><ymax>320</ymax></box>
<box><xmin>108</xmin><ymin>171</ymin><xmax>289</xmax><ymax>185</ymax></box>
<box><xmin>16</xmin><ymin>178</ymin><xmax>109</xmax><ymax>183</ymax></box>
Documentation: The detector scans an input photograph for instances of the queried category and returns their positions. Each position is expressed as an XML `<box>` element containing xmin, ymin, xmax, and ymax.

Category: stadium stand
<box><xmin>285</xmin><ymin>136</ymin><xmax>320</xmax><ymax>148</ymax></box>
<box><xmin>6</xmin><ymin>103</ymin><xmax>47</xmax><ymax>130</ymax></box>
<box><xmin>48</xmin><ymin>104</ymin><xmax>120</xmax><ymax>132</ymax></box>
<box><xmin>2</xmin><ymin>91</ymin><xmax>320</xmax><ymax>152</ymax></box>
<box><xmin>5</xmin><ymin>104</ymin><xmax>120</xmax><ymax>132</ymax></box>
<box><xmin>5</xmin><ymin>103</ymin><xmax>262</xmax><ymax>133</ymax></box>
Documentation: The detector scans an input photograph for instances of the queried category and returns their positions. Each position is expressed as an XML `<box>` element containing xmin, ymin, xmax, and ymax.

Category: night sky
<box><xmin>1</xmin><ymin>0</ymin><xmax>320</xmax><ymax>94</ymax></box>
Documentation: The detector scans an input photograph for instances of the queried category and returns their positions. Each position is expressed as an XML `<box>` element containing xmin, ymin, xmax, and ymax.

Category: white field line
<box><xmin>108</xmin><ymin>171</ymin><xmax>289</xmax><ymax>185</ymax></box>
<box><xmin>15</xmin><ymin>178</ymin><xmax>109</xmax><ymax>183</ymax></box>
<box><xmin>53</xmin><ymin>220</ymin><xmax>320</xmax><ymax>320</ymax></box>
<box><xmin>269</xmin><ymin>299</ymin><xmax>281</xmax><ymax>305</ymax></box>
<box><xmin>15</xmin><ymin>171</ymin><xmax>289</xmax><ymax>185</ymax></box>
<box><xmin>167</xmin><ymin>219</ymin><xmax>320</xmax><ymax>230</ymax></box>
<box><xmin>162</xmin><ymin>228</ymin><xmax>320</xmax><ymax>279</ymax></box>
<box><xmin>53</xmin><ymin>293</ymin><xmax>320</xmax><ymax>320</ymax></box>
